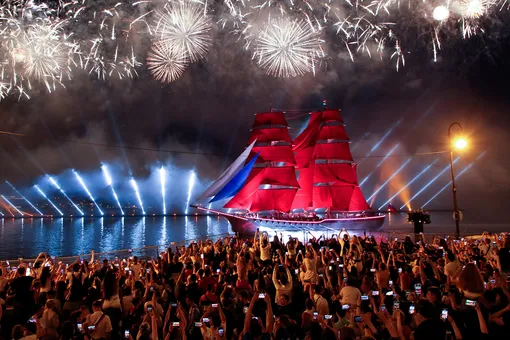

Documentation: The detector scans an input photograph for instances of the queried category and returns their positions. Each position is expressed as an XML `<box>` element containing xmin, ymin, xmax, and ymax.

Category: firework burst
<box><xmin>254</xmin><ymin>17</ymin><xmax>324</xmax><ymax>78</ymax></box>
<box><xmin>147</xmin><ymin>41</ymin><xmax>187</xmax><ymax>83</ymax></box>
<box><xmin>152</xmin><ymin>0</ymin><xmax>212</xmax><ymax>63</ymax></box>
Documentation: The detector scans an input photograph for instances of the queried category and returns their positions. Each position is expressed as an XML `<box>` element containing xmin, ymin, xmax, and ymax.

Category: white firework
<box><xmin>254</xmin><ymin>17</ymin><xmax>324</xmax><ymax>78</ymax></box>
<box><xmin>153</xmin><ymin>0</ymin><xmax>212</xmax><ymax>63</ymax></box>
<box><xmin>147</xmin><ymin>41</ymin><xmax>187</xmax><ymax>83</ymax></box>
<box><xmin>460</xmin><ymin>0</ymin><xmax>488</xmax><ymax>19</ymax></box>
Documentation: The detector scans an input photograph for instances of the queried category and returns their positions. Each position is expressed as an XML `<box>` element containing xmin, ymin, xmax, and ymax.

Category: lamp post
<box><xmin>448</xmin><ymin>122</ymin><xmax>467</xmax><ymax>239</ymax></box>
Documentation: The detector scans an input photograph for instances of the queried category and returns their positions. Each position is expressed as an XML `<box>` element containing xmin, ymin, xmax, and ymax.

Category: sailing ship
<box><xmin>192</xmin><ymin>103</ymin><xmax>385</xmax><ymax>234</ymax></box>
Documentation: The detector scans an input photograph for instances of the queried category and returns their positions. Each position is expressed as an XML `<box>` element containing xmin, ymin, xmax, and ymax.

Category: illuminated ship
<box><xmin>192</xmin><ymin>103</ymin><xmax>385</xmax><ymax>234</ymax></box>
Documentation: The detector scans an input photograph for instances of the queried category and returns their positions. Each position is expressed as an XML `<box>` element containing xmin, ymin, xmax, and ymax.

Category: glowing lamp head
<box><xmin>453</xmin><ymin>137</ymin><xmax>468</xmax><ymax>150</ymax></box>
<box><xmin>433</xmin><ymin>6</ymin><xmax>450</xmax><ymax>21</ymax></box>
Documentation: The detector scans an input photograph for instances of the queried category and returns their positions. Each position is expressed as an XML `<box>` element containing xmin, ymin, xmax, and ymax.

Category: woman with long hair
<box><xmin>456</xmin><ymin>263</ymin><xmax>485</xmax><ymax>300</ymax></box>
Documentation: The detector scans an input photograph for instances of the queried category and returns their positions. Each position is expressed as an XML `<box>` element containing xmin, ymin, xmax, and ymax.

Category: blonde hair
<box><xmin>456</xmin><ymin>263</ymin><xmax>485</xmax><ymax>295</ymax></box>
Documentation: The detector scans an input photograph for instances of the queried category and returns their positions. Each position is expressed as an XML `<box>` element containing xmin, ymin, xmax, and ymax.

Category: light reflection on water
<box><xmin>0</xmin><ymin>213</ymin><xmax>506</xmax><ymax>259</ymax></box>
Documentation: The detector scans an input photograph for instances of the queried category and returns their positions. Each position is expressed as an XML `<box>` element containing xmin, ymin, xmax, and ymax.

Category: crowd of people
<box><xmin>0</xmin><ymin>229</ymin><xmax>509</xmax><ymax>340</ymax></box>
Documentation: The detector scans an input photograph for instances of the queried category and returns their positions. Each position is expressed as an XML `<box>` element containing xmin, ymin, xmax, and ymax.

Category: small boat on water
<box><xmin>192</xmin><ymin>102</ymin><xmax>385</xmax><ymax>234</ymax></box>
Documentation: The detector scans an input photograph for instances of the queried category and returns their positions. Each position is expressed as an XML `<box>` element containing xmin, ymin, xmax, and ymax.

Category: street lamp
<box><xmin>448</xmin><ymin>122</ymin><xmax>467</xmax><ymax>239</ymax></box>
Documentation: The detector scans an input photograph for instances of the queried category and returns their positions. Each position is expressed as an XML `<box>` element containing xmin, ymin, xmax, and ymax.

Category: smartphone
<box><xmin>313</xmin><ymin>312</ymin><xmax>318</xmax><ymax>319</ymax></box>
<box><xmin>172</xmin><ymin>322</ymin><xmax>180</xmax><ymax>327</ymax></box>
<box><xmin>342</xmin><ymin>304</ymin><xmax>350</xmax><ymax>310</ymax></box>
<box><xmin>442</xmin><ymin>308</ymin><xmax>448</xmax><ymax>320</ymax></box>
<box><xmin>150</xmin><ymin>286</ymin><xmax>154</xmax><ymax>292</ymax></box>
<box><xmin>77</xmin><ymin>323</ymin><xmax>82</xmax><ymax>331</ymax></box>
<box><xmin>29</xmin><ymin>318</ymin><xmax>37</xmax><ymax>323</ymax></box>
<box><xmin>343</xmin><ymin>277</ymin><xmax>347</xmax><ymax>282</ymax></box>
<box><xmin>60</xmin><ymin>269</ymin><xmax>64</xmax><ymax>274</ymax></box>
<box><xmin>319</xmin><ymin>274</ymin><xmax>324</xmax><ymax>277</ymax></box>
<box><xmin>329</xmin><ymin>266</ymin><xmax>333</xmax><ymax>271</ymax></box>
<box><xmin>490</xmin><ymin>279</ymin><xmax>496</xmax><ymax>284</ymax></box>
<box><xmin>258</xmin><ymin>293</ymin><xmax>265</xmax><ymax>299</ymax></box>
<box><xmin>295</xmin><ymin>269</ymin><xmax>299</xmax><ymax>275</ymax></box>
<box><xmin>217</xmin><ymin>269</ymin><xmax>221</xmax><ymax>273</ymax></box>
<box><xmin>393</xmin><ymin>301</ymin><xmax>400</xmax><ymax>310</ymax></box>
<box><xmin>398</xmin><ymin>268</ymin><xmax>402</xmax><ymax>273</ymax></box>
<box><xmin>212</xmin><ymin>303</ymin><xmax>218</xmax><ymax>307</ymax></box>
<box><xmin>465</xmin><ymin>299</ymin><xmax>476</xmax><ymax>306</ymax></box>
<box><xmin>146</xmin><ymin>269</ymin><xmax>150</xmax><ymax>274</ymax></box>
<box><xmin>381</xmin><ymin>304</ymin><xmax>386</xmax><ymax>311</ymax></box>
<box><xmin>124</xmin><ymin>330</ymin><xmax>129</xmax><ymax>339</ymax></box>
<box><xmin>389</xmin><ymin>280</ymin><xmax>393</xmax><ymax>286</ymax></box>
<box><xmin>195</xmin><ymin>322</ymin><xmax>203</xmax><ymax>327</ymax></box>
<box><xmin>201</xmin><ymin>254</ymin><xmax>204</xmax><ymax>259</ymax></box>
<box><xmin>409</xmin><ymin>304</ymin><xmax>415</xmax><ymax>314</ymax></box>
<box><xmin>394</xmin><ymin>238</ymin><xmax>398</xmax><ymax>241</ymax></box>
<box><xmin>325</xmin><ymin>315</ymin><xmax>333</xmax><ymax>320</ymax></box>
<box><xmin>243</xmin><ymin>306</ymin><xmax>248</xmax><ymax>314</ymax></box>
<box><xmin>361</xmin><ymin>295</ymin><xmax>369</xmax><ymax>301</ymax></box>
<box><xmin>26</xmin><ymin>268</ymin><xmax>31</xmax><ymax>276</ymax></box>
<box><xmin>218</xmin><ymin>328</ymin><xmax>224</xmax><ymax>337</ymax></box>
<box><xmin>88</xmin><ymin>325</ymin><xmax>96</xmax><ymax>331</ymax></box>
<box><xmin>372</xmin><ymin>291</ymin><xmax>379</xmax><ymax>296</ymax></box>
<box><xmin>370</xmin><ymin>268</ymin><xmax>376</xmax><ymax>272</ymax></box>
<box><xmin>339</xmin><ymin>264</ymin><xmax>344</xmax><ymax>268</ymax></box>
<box><xmin>203</xmin><ymin>318</ymin><xmax>210</xmax><ymax>323</ymax></box>
<box><xmin>124</xmin><ymin>267</ymin><xmax>129</xmax><ymax>271</ymax></box>
<box><xmin>171</xmin><ymin>303</ymin><xmax>178</xmax><ymax>307</ymax></box>
<box><xmin>354</xmin><ymin>316</ymin><xmax>363</xmax><ymax>322</ymax></box>
<box><xmin>45</xmin><ymin>262</ymin><xmax>51</xmax><ymax>267</ymax></box>
<box><xmin>147</xmin><ymin>306</ymin><xmax>153</xmax><ymax>312</ymax></box>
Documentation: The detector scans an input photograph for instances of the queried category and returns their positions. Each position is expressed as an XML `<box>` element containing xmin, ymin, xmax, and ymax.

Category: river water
<box><xmin>0</xmin><ymin>212</ymin><xmax>508</xmax><ymax>259</ymax></box>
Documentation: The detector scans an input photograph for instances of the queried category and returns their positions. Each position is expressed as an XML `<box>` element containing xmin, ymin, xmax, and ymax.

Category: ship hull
<box><xmin>224</xmin><ymin>213</ymin><xmax>385</xmax><ymax>235</ymax></box>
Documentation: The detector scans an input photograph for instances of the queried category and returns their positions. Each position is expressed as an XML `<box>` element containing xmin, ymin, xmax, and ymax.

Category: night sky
<box><xmin>1</xmin><ymin>12</ymin><xmax>510</xmax><ymax>222</ymax></box>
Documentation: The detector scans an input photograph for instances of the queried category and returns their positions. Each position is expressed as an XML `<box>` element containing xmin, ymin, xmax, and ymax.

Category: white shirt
<box><xmin>314</xmin><ymin>294</ymin><xmax>329</xmax><ymax>315</ymax></box>
<box><xmin>87</xmin><ymin>311</ymin><xmax>112</xmax><ymax>339</ymax></box>
<box><xmin>340</xmin><ymin>286</ymin><xmax>361</xmax><ymax>306</ymax></box>
<box><xmin>445</xmin><ymin>260</ymin><xmax>460</xmax><ymax>277</ymax></box>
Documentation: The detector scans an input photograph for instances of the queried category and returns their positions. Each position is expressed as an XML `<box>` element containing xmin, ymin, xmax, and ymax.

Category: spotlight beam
<box><xmin>378</xmin><ymin>158</ymin><xmax>440</xmax><ymax>210</ymax></box>
<box><xmin>73</xmin><ymin>170</ymin><xmax>104</xmax><ymax>216</ymax></box>
<box><xmin>48</xmin><ymin>176</ymin><xmax>84</xmax><ymax>216</ymax></box>
<box><xmin>101</xmin><ymin>164</ymin><xmax>124</xmax><ymax>215</ymax></box>
<box><xmin>130</xmin><ymin>178</ymin><xmax>145</xmax><ymax>215</ymax></box>
<box><xmin>1</xmin><ymin>195</ymin><xmax>24</xmax><ymax>216</ymax></box>
<box><xmin>400</xmin><ymin>157</ymin><xmax>460</xmax><ymax>210</ymax></box>
<box><xmin>367</xmin><ymin>158</ymin><xmax>413</xmax><ymax>201</ymax></box>
<box><xmin>185</xmin><ymin>171</ymin><xmax>196</xmax><ymax>214</ymax></box>
<box><xmin>6</xmin><ymin>181</ymin><xmax>43</xmax><ymax>215</ymax></box>
<box><xmin>0</xmin><ymin>211</ymin><xmax>4</xmax><ymax>216</ymax></box>
<box><xmin>421</xmin><ymin>152</ymin><xmax>486</xmax><ymax>209</ymax></box>
<box><xmin>160</xmin><ymin>167</ymin><xmax>166</xmax><ymax>215</ymax></box>
<box><xmin>359</xmin><ymin>143</ymin><xmax>400</xmax><ymax>187</ymax></box>
<box><xmin>34</xmin><ymin>185</ymin><xmax>63</xmax><ymax>216</ymax></box>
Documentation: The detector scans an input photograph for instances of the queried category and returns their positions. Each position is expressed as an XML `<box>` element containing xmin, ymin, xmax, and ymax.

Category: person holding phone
<box><xmin>82</xmin><ymin>300</ymin><xmax>112</xmax><ymax>340</ymax></box>
<box><xmin>272</xmin><ymin>263</ymin><xmax>293</xmax><ymax>306</ymax></box>
<box><xmin>199</xmin><ymin>302</ymin><xmax>227</xmax><ymax>340</ymax></box>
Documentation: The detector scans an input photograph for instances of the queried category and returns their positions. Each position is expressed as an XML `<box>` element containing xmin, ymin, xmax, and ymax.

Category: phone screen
<box><xmin>77</xmin><ymin>323</ymin><xmax>82</xmax><ymax>332</ymax></box>
<box><xmin>409</xmin><ymin>305</ymin><xmax>415</xmax><ymax>314</ymax></box>
<box><xmin>442</xmin><ymin>308</ymin><xmax>448</xmax><ymax>320</ymax></box>
<box><xmin>361</xmin><ymin>295</ymin><xmax>369</xmax><ymax>301</ymax></box>
<box><xmin>258</xmin><ymin>293</ymin><xmax>265</xmax><ymax>298</ymax></box>
<box><xmin>124</xmin><ymin>330</ymin><xmax>129</xmax><ymax>338</ymax></box>
<box><xmin>354</xmin><ymin>316</ymin><xmax>362</xmax><ymax>322</ymax></box>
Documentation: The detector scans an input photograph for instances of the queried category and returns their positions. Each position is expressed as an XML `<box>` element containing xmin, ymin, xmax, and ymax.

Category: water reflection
<box><xmin>0</xmin><ymin>213</ymin><xmax>505</xmax><ymax>259</ymax></box>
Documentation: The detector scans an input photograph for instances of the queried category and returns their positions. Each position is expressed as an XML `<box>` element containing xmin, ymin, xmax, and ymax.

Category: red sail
<box><xmin>292</xmin><ymin>114</ymin><xmax>321</xmax><ymax>152</ymax></box>
<box><xmin>294</xmin><ymin>146</ymin><xmax>314</xmax><ymax>168</ymax></box>
<box><xmin>224</xmin><ymin>170</ymin><xmax>267</xmax><ymax>210</ymax></box>
<box><xmin>248</xmin><ymin>128</ymin><xmax>291</xmax><ymax>144</ymax></box>
<box><xmin>314</xmin><ymin>142</ymin><xmax>353</xmax><ymax>161</ymax></box>
<box><xmin>259</xmin><ymin>166</ymin><xmax>299</xmax><ymax>187</ymax></box>
<box><xmin>349</xmin><ymin>187</ymin><xmax>370</xmax><ymax>211</ymax></box>
<box><xmin>318</xmin><ymin>125</ymin><xmax>349</xmax><ymax>141</ymax></box>
<box><xmin>248</xmin><ymin>145</ymin><xmax>295</xmax><ymax>165</ymax></box>
<box><xmin>313</xmin><ymin>185</ymin><xmax>354</xmax><ymax>210</ymax></box>
<box><xmin>314</xmin><ymin>163</ymin><xmax>358</xmax><ymax>185</ymax></box>
<box><xmin>291</xmin><ymin>165</ymin><xmax>314</xmax><ymax>209</ymax></box>
<box><xmin>321</xmin><ymin>109</ymin><xmax>343</xmax><ymax>123</ymax></box>
<box><xmin>250</xmin><ymin>189</ymin><xmax>297</xmax><ymax>212</ymax></box>
<box><xmin>252</xmin><ymin>112</ymin><xmax>288</xmax><ymax>128</ymax></box>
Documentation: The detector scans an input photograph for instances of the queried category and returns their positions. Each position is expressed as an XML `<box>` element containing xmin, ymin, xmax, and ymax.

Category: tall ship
<box><xmin>192</xmin><ymin>102</ymin><xmax>385</xmax><ymax>234</ymax></box>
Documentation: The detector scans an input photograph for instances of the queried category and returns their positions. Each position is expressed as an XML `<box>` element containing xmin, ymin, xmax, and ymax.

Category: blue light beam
<box><xmin>130</xmin><ymin>178</ymin><xmax>145</xmax><ymax>215</ymax></box>
<box><xmin>370</xmin><ymin>120</ymin><xmax>402</xmax><ymax>153</ymax></box>
<box><xmin>6</xmin><ymin>181</ymin><xmax>43</xmax><ymax>215</ymax></box>
<box><xmin>73</xmin><ymin>170</ymin><xmax>104</xmax><ymax>216</ymax></box>
<box><xmin>185</xmin><ymin>171</ymin><xmax>196</xmax><ymax>214</ymax></box>
<box><xmin>1</xmin><ymin>195</ymin><xmax>24</xmax><ymax>216</ymax></box>
<box><xmin>378</xmin><ymin>158</ymin><xmax>440</xmax><ymax>210</ymax></box>
<box><xmin>400</xmin><ymin>157</ymin><xmax>460</xmax><ymax>210</ymax></box>
<box><xmin>421</xmin><ymin>152</ymin><xmax>486</xmax><ymax>209</ymax></box>
<box><xmin>48</xmin><ymin>176</ymin><xmax>84</xmax><ymax>216</ymax></box>
<box><xmin>359</xmin><ymin>143</ymin><xmax>400</xmax><ymax>187</ymax></box>
<box><xmin>34</xmin><ymin>185</ymin><xmax>63</xmax><ymax>216</ymax></box>
<box><xmin>367</xmin><ymin>158</ymin><xmax>413</xmax><ymax>201</ymax></box>
<box><xmin>160</xmin><ymin>167</ymin><xmax>166</xmax><ymax>215</ymax></box>
<box><xmin>101</xmin><ymin>164</ymin><xmax>124</xmax><ymax>215</ymax></box>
